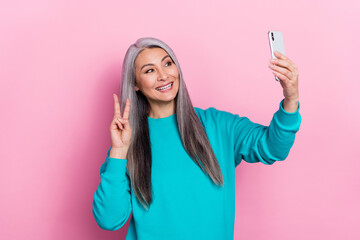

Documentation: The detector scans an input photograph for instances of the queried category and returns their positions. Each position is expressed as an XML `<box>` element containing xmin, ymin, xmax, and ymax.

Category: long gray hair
<box><xmin>119</xmin><ymin>37</ymin><xmax>224</xmax><ymax>210</ymax></box>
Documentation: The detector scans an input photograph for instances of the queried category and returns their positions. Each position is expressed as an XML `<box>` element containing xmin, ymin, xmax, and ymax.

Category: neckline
<box><xmin>147</xmin><ymin>113</ymin><xmax>177</xmax><ymax>127</ymax></box>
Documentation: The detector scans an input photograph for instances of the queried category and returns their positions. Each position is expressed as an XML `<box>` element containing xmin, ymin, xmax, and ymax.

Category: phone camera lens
<box><xmin>271</xmin><ymin>32</ymin><xmax>274</xmax><ymax>41</ymax></box>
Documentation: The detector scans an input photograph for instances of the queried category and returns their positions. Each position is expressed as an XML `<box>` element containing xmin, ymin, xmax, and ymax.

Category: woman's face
<box><xmin>134</xmin><ymin>47</ymin><xmax>179</xmax><ymax>107</ymax></box>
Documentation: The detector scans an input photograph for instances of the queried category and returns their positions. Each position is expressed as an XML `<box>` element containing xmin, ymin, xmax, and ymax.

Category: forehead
<box><xmin>135</xmin><ymin>47</ymin><xmax>168</xmax><ymax>65</ymax></box>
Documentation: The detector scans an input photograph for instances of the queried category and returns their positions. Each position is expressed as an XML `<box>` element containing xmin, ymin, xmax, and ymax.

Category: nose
<box><xmin>157</xmin><ymin>67</ymin><xmax>168</xmax><ymax>81</ymax></box>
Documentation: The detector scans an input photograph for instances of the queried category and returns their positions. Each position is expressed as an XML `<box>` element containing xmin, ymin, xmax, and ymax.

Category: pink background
<box><xmin>1</xmin><ymin>0</ymin><xmax>359</xmax><ymax>239</ymax></box>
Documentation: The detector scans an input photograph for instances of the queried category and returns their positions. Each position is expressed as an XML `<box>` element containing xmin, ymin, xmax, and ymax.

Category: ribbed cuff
<box><xmin>274</xmin><ymin>98</ymin><xmax>301</xmax><ymax>130</ymax></box>
<box><xmin>105</xmin><ymin>156</ymin><xmax>128</xmax><ymax>176</ymax></box>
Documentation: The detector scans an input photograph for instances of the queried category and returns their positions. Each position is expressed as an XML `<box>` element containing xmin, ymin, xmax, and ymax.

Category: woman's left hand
<box><xmin>268</xmin><ymin>51</ymin><xmax>299</xmax><ymax>101</ymax></box>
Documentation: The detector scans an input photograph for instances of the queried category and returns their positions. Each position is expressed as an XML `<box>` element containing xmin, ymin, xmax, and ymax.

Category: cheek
<box><xmin>169</xmin><ymin>67</ymin><xmax>179</xmax><ymax>76</ymax></box>
<box><xmin>140</xmin><ymin>76</ymin><xmax>156</xmax><ymax>88</ymax></box>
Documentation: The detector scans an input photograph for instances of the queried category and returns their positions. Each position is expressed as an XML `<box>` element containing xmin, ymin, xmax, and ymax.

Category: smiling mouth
<box><xmin>156</xmin><ymin>82</ymin><xmax>173</xmax><ymax>91</ymax></box>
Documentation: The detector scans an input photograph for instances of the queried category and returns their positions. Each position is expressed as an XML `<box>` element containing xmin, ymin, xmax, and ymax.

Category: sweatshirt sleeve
<box><xmin>92</xmin><ymin>146</ymin><xmax>132</xmax><ymax>231</ymax></box>
<box><xmin>233</xmin><ymin>98</ymin><xmax>302</xmax><ymax>167</ymax></box>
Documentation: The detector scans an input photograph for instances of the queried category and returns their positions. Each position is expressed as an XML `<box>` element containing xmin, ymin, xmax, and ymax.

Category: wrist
<box><xmin>282</xmin><ymin>98</ymin><xmax>299</xmax><ymax>113</ymax></box>
<box><xmin>110</xmin><ymin>147</ymin><xmax>129</xmax><ymax>159</ymax></box>
<box><xmin>284</xmin><ymin>96</ymin><xmax>299</xmax><ymax>102</ymax></box>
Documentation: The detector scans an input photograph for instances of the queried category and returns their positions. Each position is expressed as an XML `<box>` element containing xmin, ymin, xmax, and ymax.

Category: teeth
<box><xmin>156</xmin><ymin>83</ymin><xmax>172</xmax><ymax>91</ymax></box>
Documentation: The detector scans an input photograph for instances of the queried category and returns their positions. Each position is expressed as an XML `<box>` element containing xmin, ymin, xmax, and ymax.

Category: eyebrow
<box><xmin>140</xmin><ymin>55</ymin><xmax>170</xmax><ymax>71</ymax></box>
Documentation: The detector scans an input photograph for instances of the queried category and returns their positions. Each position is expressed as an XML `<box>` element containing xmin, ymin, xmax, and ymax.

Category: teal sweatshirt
<box><xmin>92</xmin><ymin>98</ymin><xmax>301</xmax><ymax>240</ymax></box>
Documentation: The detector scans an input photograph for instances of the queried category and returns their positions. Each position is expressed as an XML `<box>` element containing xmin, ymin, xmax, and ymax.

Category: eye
<box><xmin>145</xmin><ymin>69</ymin><xmax>153</xmax><ymax>74</ymax></box>
<box><xmin>165</xmin><ymin>61</ymin><xmax>172</xmax><ymax>66</ymax></box>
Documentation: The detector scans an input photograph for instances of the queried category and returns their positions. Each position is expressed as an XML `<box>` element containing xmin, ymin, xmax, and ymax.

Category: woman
<box><xmin>92</xmin><ymin>37</ymin><xmax>301</xmax><ymax>240</ymax></box>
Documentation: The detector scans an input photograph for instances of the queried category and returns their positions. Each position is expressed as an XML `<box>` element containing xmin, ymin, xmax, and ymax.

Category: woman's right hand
<box><xmin>110</xmin><ymin>94</ymin><xmax>132</xmax><ymax>151</ymax></box>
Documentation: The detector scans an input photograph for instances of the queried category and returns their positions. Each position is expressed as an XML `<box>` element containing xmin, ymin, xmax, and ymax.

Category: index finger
<box><xmin>272</xmin><ymin>58</ymin><xmax>296</xmax><ymax>72</ymax></box>
<box><xmin>274</xmin><ymin>51</ymin><xmax>295</xmax><ymax>66</ymax></box>
<box><xmin>113</xmin><ymin>94</ymin><xmax>121</xmax><ymax>116</ymax></box>
<box><xmin>122</xmin><ymin>98</ymin><xmax>131</xmax><ymax>120</ymax></box>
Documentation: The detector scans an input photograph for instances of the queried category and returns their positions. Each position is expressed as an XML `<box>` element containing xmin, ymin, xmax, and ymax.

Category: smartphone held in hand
<box><xmin>268</xmin><ymin>31</ymin><xmax>286</xmax><ymax>82</ymax></box>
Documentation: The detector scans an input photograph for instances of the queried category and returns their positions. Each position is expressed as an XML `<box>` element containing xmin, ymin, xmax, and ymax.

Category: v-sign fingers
<box><xmin>113</xmin><ymin>94</ymin><xmax>121</xmax><ymax>117</ymax></box>
<box><xmin>122</xmin><ymin>98</ymin><xmax>131</xmax><ymax>120</ymax></box>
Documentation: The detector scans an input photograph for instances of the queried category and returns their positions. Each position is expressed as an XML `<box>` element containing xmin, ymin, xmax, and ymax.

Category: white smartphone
<box><xmin>268</xmin><ymin>30</ymin><xmax>286</xmax><ymax>82</ymax></box>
